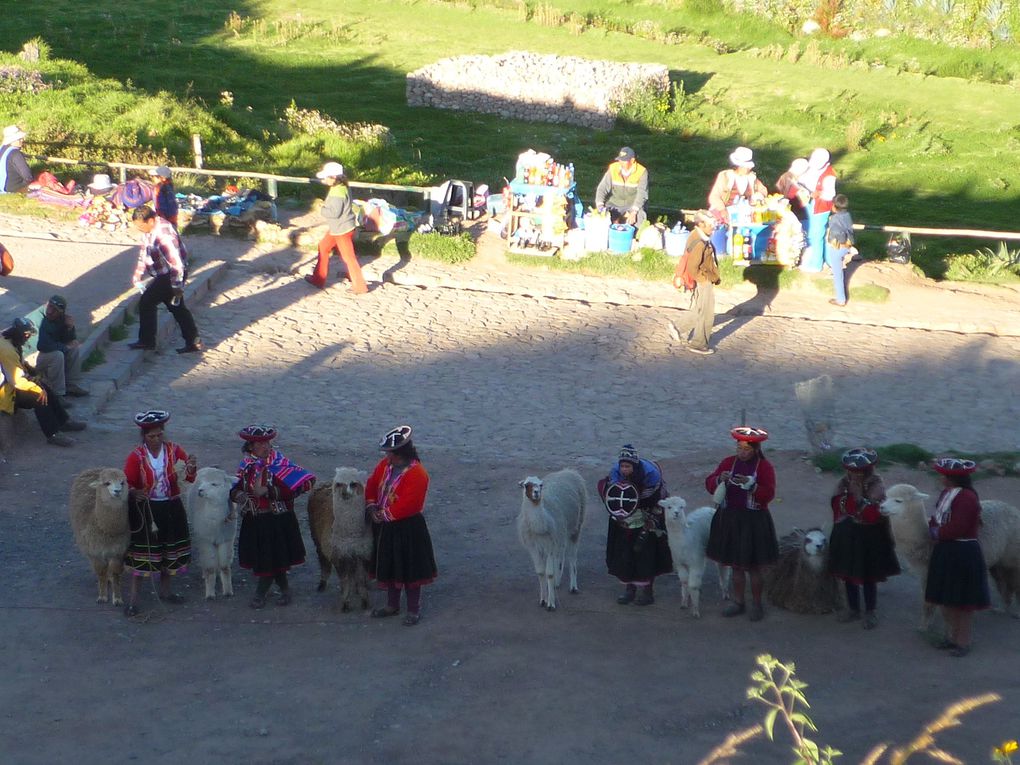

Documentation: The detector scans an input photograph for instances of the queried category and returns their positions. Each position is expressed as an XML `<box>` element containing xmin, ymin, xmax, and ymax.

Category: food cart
<box><xmin>725</xmin><ymin>197</ymin><xmax>800</xmax><ymax>267</ymax></box>
<box><xmin>504</xmin><ymin>150</ymin><xmax>577</xmax><ymax>257</ymax></box>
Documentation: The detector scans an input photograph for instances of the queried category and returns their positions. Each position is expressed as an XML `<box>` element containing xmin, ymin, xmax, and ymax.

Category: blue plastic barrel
<box><xmin>607</xmin><ymin>224</ymin><xmax>636</xmax><ymax>254</ymax></box>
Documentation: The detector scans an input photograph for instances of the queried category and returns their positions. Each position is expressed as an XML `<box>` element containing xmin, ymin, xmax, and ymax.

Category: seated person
<box><xmin>34</xmin><ymin>294</ymin><xmax>89</xmax><ymax>402</ymax></box>
<box><xmin>1</xmin><ymin>126</ymin><xmax>33</xmax><ymax>195</ymax></box>
<box><xmin>594</xmin><ymin>147</ymin><xmax>648</xmax><ymax>226</ymax></box>
<box><xmin>0</xmin><ymin>318</ymin><xmax>86</xmax><ymax>447</ymax></box>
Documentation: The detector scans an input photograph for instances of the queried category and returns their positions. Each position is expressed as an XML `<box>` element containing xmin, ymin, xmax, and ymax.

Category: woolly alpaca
<box><xmin>307</xmin><ymin>467</ymin><xmax>372</xmax><ymax>611</ymax></box>
<box><xmin>659</xmin><ymin>496</ymin><xmax>722</xmax><ymax>618</ymax></box>
<box><xmin>764</xmin><ymin>528</ymin><xmax>840</xmax><ymax>614</ymax></box>
<box><xmin>517</xmin><ymin>469</ymin><xmax>587</xmax><ymax>611</ymax></box>
<box><xmin>187</xmin><ymin>467</ymin><xmax>237</xmax><ymax>600</ymax></box>
<box><xmin>69</xmin><ymin>467</ymin><xmax>130</xmax><ymax>606</ymax></box>
<box><xmin>881</xmin><ymin>484</ymin><xmax>1020</xmax><ymax>628</ymax></box>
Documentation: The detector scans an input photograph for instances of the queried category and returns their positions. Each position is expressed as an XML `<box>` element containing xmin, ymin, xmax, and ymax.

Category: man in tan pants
<box><xmin>667</xmin><ymin>211</ymin><xmax>721</xmax><ymax>355</ymax></box>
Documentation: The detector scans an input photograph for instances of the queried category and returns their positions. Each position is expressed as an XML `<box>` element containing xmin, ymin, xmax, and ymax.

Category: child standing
<box><xmin>825</xmin><ymin>194</ymin><xmax>854</xmax><ymax>307</ymax></box>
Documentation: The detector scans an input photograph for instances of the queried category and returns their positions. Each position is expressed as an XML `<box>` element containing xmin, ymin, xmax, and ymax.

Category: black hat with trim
<box><xmin>134</xmin><ymin>409</ymin><xmax>170</xmax><ymax>430</ymax></box>
<box><xmin>380</xmin><ymin>425</ymin><xmax>413</xmax><ymax>451</ymax></box>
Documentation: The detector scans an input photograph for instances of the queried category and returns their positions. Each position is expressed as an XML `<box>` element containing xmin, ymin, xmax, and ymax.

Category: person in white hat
<box><xmin>86</xmin><ymin>173</ymin><xmax>115</xmax><ymax>196</ymax></box>
<box><xmin>706</xmin><ymin>147</ymin><xmax>768</xmax><ymax>257</ymax></box>
<box><xmin>775</xmin><ymin>157</ymin><xmax>810</xmax><ymax>219</ymax></box>
<box><xmin>304</xmin><ymin>161</ymin><xmax>368</xmax><ymax>294</ymax></box>
<box><xmin>799</xmin><ymin>147</ymin><xmax>838</xmax><ymax>272</ymax></box>
<box><xmin>1</xmin><ymin>125</ymin><xmax>33</xmax><ymax>194</ymax></box>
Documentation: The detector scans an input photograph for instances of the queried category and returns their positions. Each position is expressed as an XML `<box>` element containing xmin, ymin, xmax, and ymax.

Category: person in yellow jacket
<box><xmin>594</xmin><ymin>147</ymin><xmax>649</xmax><ymax>226</ymax></box>
<box><xmin>0</xmin><ymin>318</ymin><xmax>85</xmax><ymax>447</ymax></box>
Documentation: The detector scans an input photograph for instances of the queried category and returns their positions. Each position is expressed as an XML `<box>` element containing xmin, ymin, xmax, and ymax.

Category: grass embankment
<box><xmin>812</xmin><ymin>443</ymin><xmax>1020</xmax><ymax>475</ymax></box>
<box><xmin>1</xmin><ymin>0</ymin><xmax>1018</xmax><ymax>280</ymax></box>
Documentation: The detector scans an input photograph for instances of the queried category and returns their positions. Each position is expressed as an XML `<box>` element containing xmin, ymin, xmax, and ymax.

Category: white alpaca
<box><xmin>307</xmin><ymin>467</ymin><xmax>372</xmax><ymax>611</ymax></box>
<box><xmin>660</xmin><ymin>496</ymin><xmax>721</xmax><ymax>618</ymax></box>
<box><xmin>517</xmin><ymin>469</ymin><xmax>587</xmax><ymax>611</ymax></box>
<box><xmin>881</xmin><ymin>484</ymin><xmax>1020</xmax><ymax>628</ymax></box>
<box><xmin>69</xmin><ymin>468</ymin><xmax>130</xmax><ymax>606</ymax></box>
<box><xmin>187</xmin><ymin>467</ymin><xmax>237</xmax><ymax>600</ymax></box>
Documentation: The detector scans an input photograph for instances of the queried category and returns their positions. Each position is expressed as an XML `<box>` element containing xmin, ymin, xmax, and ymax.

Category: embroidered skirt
<box><xmin>828</xmin><ymin>519</ymin><xmax>901</xmax><ymax>584</ymax></box>
<box><xmin>605</xmin><ymin>519</ymin><xmax>674</xmax><ymax>584</ymax></box>
<box><xmin>238</xmin><ymin>508</ymin><xmax>306</xmax><ymax>577</ymax></box>
<box><xmin>925</xmin><ymin>539</ymin><xmax>990</xmax><ymax>611</ymax></box>
<box><xmin>372</xmin><ymin>513</ymin><xmax>437</xmax><ymax>588</ymax></box>
<box><xmin>706</xmin><ymin>505</ymin><xmax>779</xmax><ymax>570</ymax></box>
<box><xmin>125</xmin><ymin>497</ymin><xmax>191</xmax><ymax>575</ymax></box>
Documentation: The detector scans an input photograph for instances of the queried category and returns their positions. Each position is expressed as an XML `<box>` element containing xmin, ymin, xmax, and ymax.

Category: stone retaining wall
<box><xmin>406</xmin><ymin>51</ymin><xmax>669</xmax><ymax>129</ymax></box>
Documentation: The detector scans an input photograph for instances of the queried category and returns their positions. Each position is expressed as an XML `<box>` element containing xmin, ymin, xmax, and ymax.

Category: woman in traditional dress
<box><xmin>828</xmin><ymin>447</ymin><xmax>900</xmax><ymax>629</ymax></box>
<box><xmin>598</xmin><ymin>444</ymin><xmax>673</xmax><ymax>606</ymax></box>
<box><xmin>705</xmin><ymin>426</ymin><xmax>778</xmax><ymax>621</ymax></box>
<box><xmin>366</xmin><ymin>425</ymin><xmax>438</xmax><ymax>626</ymax></box>
<box><xmin>123</xmin><ymin>409</ymin><xmax>195</xmax><ymax>616</ymax></box>
<box><xmin>231</xmin><ymin>425</ymin><xmax>315</xmax><ymax>609</ymax></box>
<box><xmin>925</xmin><ymin>457</ymin><xmax>990</xmax><ymax>657</ymax></box>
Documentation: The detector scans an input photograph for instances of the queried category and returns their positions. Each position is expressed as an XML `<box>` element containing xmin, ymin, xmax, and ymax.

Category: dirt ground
<box><xmin>2</xmin><ymin>431</ymin><xmax>1019</xmax><ymax>765</ymax></box>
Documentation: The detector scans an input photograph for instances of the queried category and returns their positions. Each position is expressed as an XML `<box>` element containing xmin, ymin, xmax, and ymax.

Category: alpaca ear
<box><xmin>518</xmin><ymin>480</ymin><xmax>526</xmax><ymax>488</ymax></box>
<box><xmin>917</xmin><ymin>492</ymin><xmax>929</xmax><ymax>501</ymax></box>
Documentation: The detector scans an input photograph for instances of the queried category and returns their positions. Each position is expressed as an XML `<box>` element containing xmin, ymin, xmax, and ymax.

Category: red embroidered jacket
<box><xmin>365</xmin><ymin>458</ymin><xmax>429</xmax><ymax>522</ymax></box>
<box><xmin>933</xmin><ymin>488</ymin><xmax>982</xmax><ymax>541</ymax></box>
<box><xmin>706</xmin><ymin>455</ymin><xmax>776</xmax><ymax>512</ymax></box>
<box><xmin>124</xmin><ymin>442</ymin><xmax>194</xmax><ymax>499</ymax></box>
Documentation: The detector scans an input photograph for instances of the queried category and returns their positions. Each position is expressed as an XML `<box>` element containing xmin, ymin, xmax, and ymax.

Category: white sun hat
<box><xmin>315</xmin><ymin>161</ymin><xmax>345</xmax><ymax>179</ymax></box>
<box><xmin>808</xmin><ymin>148</ymin><xmax>830</xmax><ymax>170</ymax></box>
<box><xmin>87</xmin><ymin>173</ymin><xmax>115</xmax><ymax>193</ymax></box>
<box><xmin>2</xmin><ymin>125</ymin><xmax>27</xmax><ymax>145</ymax></box>
<box><xmin>729</xmin><ymin>146</ymin><xmax>755</xmax><ymax>169</ymax></box>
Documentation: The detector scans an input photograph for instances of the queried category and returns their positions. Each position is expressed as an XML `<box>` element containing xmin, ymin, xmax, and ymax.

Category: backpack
<box><xmin>672</xmin><ymin>238</ymin><xmax>697</xmax><ymax>291</ymax></box>
<box><xmin>114</xmin><ymin>178</ymin><xmax>154</xmax><ymax>209</ymax></box>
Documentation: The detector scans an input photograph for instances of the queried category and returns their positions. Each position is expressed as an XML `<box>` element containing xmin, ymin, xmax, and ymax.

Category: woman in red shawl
<box><xmin>366</xmin><ymin>425</ymin><xmax>438</xmax><ymax>626</ymax></box>
<box><xmin>122</xmin><ymin>409</ymin><xmax>195</xmax><ymax>617</ymax></box>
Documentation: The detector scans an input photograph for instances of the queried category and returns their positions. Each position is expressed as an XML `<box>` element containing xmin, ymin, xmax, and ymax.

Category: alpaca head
<box><xmin>332</xmin><ymin>467</ymin><xmax>366</xmax><ymax>501</ymax></box>
<box><xmin>880</xmin><ymin>484</ymin><xmax>928</xmax><ymax>519</ymax></box>
<box><xmin>519</xmin><ymin>476</ymin><xmax>543</xmax><ymax>504</ymax></box>
<box><xmin>658</xmin><ymin>496</ymin><xmax>688</xmax><ymax>525</ymax></box>
<box><xmin>89</xmin><ymin>468</ymin><xmax>127</xmax><ymax>500</ymax></box>
<box><xmin>194</xmin><ymin>467</ymin><xmax>230</xmax><ymax>501</ymax></box>
<box><xmin>803</xmin><ymin>528</ymin><xmax>827</xmax><ymax>558</ymax></box>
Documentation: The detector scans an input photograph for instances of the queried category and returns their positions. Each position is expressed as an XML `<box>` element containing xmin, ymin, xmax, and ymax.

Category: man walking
<box><xmin>35</xmin><ymin>294</ymin><xmax>90</xmax><ymax>402</ymax></box>
<box><xmin>667</xmin><ymin>211</ymin><xmax>721</xmax><ymax>355</ymax></box>
<box><xmin>128</xmin><ymin>207</ymin><xmax>202</xmax><ymax>354</ymax></box>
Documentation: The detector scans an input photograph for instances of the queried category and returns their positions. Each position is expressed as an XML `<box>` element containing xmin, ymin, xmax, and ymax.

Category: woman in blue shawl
<box><xmin>230</xmin><ymin>425</ymin><xmax>316</xmax><ymax>608</ymax></box>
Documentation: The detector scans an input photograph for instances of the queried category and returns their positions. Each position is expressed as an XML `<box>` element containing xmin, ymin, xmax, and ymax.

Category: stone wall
<box><xmin>406</xmin><ymin>51</ymin><xmax>669</xmax><ymax>129</ymax></box>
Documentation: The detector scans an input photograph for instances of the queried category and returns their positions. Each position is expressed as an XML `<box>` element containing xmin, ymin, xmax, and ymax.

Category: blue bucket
<box><xmin>607</xmin><ymin>224</ymin><xmax>635</xmax><ymax>254</ymax></box>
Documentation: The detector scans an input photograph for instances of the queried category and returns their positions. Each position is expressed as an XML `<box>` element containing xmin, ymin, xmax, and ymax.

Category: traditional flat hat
<box><xmin>618</xmin><ymin>444</ymin><xmax>640</xmax><ymax>466</ymax></box>
<box><xmin>379</xmin><ymin>425</ymin><xmax>413</xmax><ymax>451</ymax></box>
<box><xmin>842</xmin><ymin>447</ymin><xmax>878</xmax><ymax>471</ymax></box>
<box><xmin>134</xmin><ymin>409</ymin><xmax>170</xmax><ymax>430</ymax></box>
<box><xmin>932</xmin><ymin>456</ymin><xmax>977</xmax><ymax>476</ymax></box>
<box><xmin>730</xmin><ymin>426</ymin><xmax>769</xmax><ymax>443</ymax></box>
<box><xmin>239</xmin><ymin>424</ymin><xmax>277</xmax><ymax>443</ymax></box>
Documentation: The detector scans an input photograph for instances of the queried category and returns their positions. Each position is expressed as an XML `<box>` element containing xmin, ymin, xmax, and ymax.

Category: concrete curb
<box><xmin>77</xmin><ymin>260</ymin><xmax>231</xmax><ymax>416</ymax></box>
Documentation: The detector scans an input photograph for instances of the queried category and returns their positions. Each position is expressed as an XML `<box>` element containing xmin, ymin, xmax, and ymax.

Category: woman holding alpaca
<box><xmin>705</xmin><ymin>426</ymin><xmax>778</xmax><ymax>621</ymax></box>
<box><xmin>304</xmin><ymin>161</ymin><xmax>368</xmax><ymax>294</ymax></box>
<box><xmin>231</xmin><ymin>425</ymin><xmax>315</xmax><ymax>609</ymax></box>
<box><xmin>122</xmin><ymin>410</ymin><xmax>195</xmax><ymax>617</ymax></box>
<box><xmin>828</xmin><ymin>448</ymin><xmax>900</xmax><ymax>629</ymax></box>
<box><xmin>366</xmin><ymin>425</ymin><xmax>438</xmax><ymax>626</ymax></box>
<box><xmin>925</xmin><ymin>457</ymin><xmax>991</xmax><ymax>657</ymax></box>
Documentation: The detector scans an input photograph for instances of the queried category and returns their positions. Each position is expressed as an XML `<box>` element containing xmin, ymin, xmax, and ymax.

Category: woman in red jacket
<box><xmin>123</xmin><ymin>410</ymin><xmax>195</xmax><ymax>616</ymax></box>
<box><xmin>366</xmin><ymin>425</ymin><xmax>438</xmax><ymax>626</ymax></box>
<box><xmin>705</xmin><ymin>426</ymin><xmax>778</xmax><ymax>621</ymax></box>
<box><xmin>925</xmin><ymin>457</ymin><xmax>991</xmax><ymax>657</ymax></box>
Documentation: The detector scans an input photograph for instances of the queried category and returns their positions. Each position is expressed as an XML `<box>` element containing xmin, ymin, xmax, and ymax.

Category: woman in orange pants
<box><xmin>304</xmin><ymin>161</ymin><xmax>368</xmax><ymax>294</ymax></box>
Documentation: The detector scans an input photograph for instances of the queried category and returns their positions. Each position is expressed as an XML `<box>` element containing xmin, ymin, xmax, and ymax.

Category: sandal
<box><xmin>249</xmin><ymin>595</ymin><xmax>267</xmax><ymax>610</ymax></box>
<box><xmin>371</xmin><ymin>606</ymin><xmax>400</xmax><ymax>618</ymax></box>
<box><xmin>403</xmin><ymin>612</ymin><xmax>421</xmax><ymax>626</ymax></box>
<box><xmin>123</xmin><ymin>604</ymin><xmax>139</xmax><ymax>617</ymax></box>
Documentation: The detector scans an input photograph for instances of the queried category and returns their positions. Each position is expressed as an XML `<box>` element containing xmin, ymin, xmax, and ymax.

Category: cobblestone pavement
<box><xmin>92</xmin><ymin>265</ymin><xmax>1020</xmax><ymax>461</ymax></box>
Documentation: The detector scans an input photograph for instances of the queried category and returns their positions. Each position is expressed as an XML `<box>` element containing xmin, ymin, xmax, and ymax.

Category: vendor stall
<box><xmin>504</xmin><ymin>150</ymin><xmax>577</xmax><ymax>256</ymax></box>
<box><xmin>724</xmin><ymin>197</ymin><xmax>800</xmax><ymax>266</ymax></box>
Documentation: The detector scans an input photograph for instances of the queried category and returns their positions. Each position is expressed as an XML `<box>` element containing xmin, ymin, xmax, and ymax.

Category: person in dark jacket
<box><xmin>150</xmin><ymin>165</ymin><xmax>179</xmax><ymax>227</ymax></box>
<box><xmin>304</xmin><ymin>161</ymin><xmax>368</xmax><ymax>294</ymax></box>
<box><xmin>825</xmin><ymin>194</ymin><xmax>854</xmax><ymax>307</ymax></box>
<box><xmin>35</xmin><ymin>294</ymin><xmax>89</xmax><ymax>401</ymax></box>
<box><xmin>1</xmin><ymin>126</ymin><xmax>33</xmax><ymax>194</ymax></box>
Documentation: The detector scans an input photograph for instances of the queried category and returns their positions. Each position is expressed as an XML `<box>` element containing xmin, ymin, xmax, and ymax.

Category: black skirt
<box><xmin>238</xmin><ymin>508</ymin><xmax>306</xmax><ymax>577</ymax></box>
<box><xmin>925</xmin><ymin>539</ymin><xmax>991</xmax><ymax>611</ymax></box>
<box><xmin>706</xmin><ymin>506</ymin><xmax>779</xmax><ymax>570</ymax></box>
<box><xmin>372</xmin><ymin>513</ymin><xmax>437</xmax><ymax>588</ymax></box>
<box><xmin>125</xmin><ymin>497</ymin><xmax>191</xmax><ymax>575</ymax></box>
<box><xmin>828</xmin><ymin>519</ymin><xmax>901</xmax><ymax>584</ymax></box>
<box><xmin>605</xmin><ymin>520</ymin><xmax>674</xmax><ymax>584</ymax></box>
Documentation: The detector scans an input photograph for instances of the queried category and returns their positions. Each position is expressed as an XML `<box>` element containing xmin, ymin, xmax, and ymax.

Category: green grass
<box><xmin>81</xmin><ymin>347</ymin><xmax>105</xmax><ymax>372</ymax></box>
<box><xmin>812</xmin><ymin>443</ymin><xmax>1020</xmax><ymax>474</ymax></box>
<box><xmin>108</xmin><ymin>324</ymin><xmax>128</xmax><ymax>342</ymax></box>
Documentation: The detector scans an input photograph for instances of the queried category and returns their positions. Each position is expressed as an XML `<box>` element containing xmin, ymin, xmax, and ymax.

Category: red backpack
<box><xmin>672</xmin><ymin>239</ymin><xmax>697</xmax><ymax>291</ymax></box>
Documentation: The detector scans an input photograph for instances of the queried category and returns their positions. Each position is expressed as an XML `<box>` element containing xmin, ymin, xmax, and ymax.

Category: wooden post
<box><xmin>267</xmin><ymin>178</ymin><xmax>278</xmax><ymax>199</ymax></box>
<box><xmin>118</xmin><ymin>166</ymin><xmax>127</xmax><ymax>184</ymax></box>
<box><xmin>192</xmin><ymin>133</ymin><xmax>204</xmax><ymax>169</ymax></box>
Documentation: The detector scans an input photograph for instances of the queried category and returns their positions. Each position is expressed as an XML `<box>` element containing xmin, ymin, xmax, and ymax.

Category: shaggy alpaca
<box><xmin>517</xmin><ymin>469</ymin><xmax>587</xmax><ymax>611</ymax></box>
<box><xmin>187</xmin><ymin>467</ymin><xmax>237</xmax><ymax>600</ymax></box>
<box><xmin>764</xmin><ymin>528</ymin><xmax>840</xmax><ymax>614</ymax></box>
<box><xmin>881</xmin><ymin>484</ymin><xmax>1020</xmax><ymax>628</ymax></box>
<box><xmin>69</xmin><ymin>467</ymin><xmax>130</xmax><ymax>606</ymax></box>
<box><xmin>659</xmin><ymin>496</ymin><xmax>722</xmax><ymax>618</ymax></box>
<box><xmin>307</xmin><ymin>467</ymin><xmax>372</xmax><ymax>611</ymax></box>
